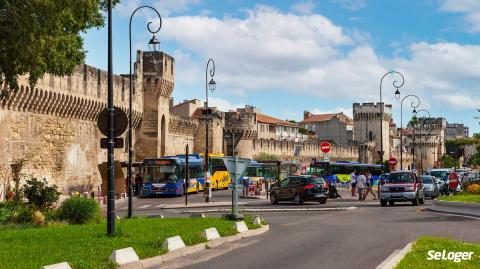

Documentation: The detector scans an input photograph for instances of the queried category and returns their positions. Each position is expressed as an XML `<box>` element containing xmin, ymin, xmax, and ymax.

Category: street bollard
<box><xmin>205</xmin><ymin>181</ymin><xmax>210</xmax><ymax>203</ymax></box>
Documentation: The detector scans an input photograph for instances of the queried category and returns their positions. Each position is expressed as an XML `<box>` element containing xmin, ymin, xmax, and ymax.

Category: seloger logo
<box><xmin>427</xmin><ymin>250</ymin><xmax>475</xmax><ymax>263</ymax></box>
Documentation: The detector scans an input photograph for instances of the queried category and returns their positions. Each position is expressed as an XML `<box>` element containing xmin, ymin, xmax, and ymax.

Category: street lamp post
<box><xmin>107</xmin><ymin>0</ymin><xmax>115</xmax><ymax>235</ymax></box>
<box><xmin>415</xmin><ymin>109</ymin><xmax>430</xmax><ymax>174</ymax></box>
<box><xmin>400</xmin><ymin>95</ymin><xmax>420</xmax><ymax>170</ymax></box>
<box><xmin>204</xmin><ymin>59</ymin><xmax>216</xmax><ymax>203</ymax></box>
<box><xmin>379</xmin><ymin>71</ymin><xmax>403</xmax><ymax>173</ymax></box>
<box><xmin>127</xmin><ymin>6</ymin><xmax>162</xmax><ymax>218</ymax></box>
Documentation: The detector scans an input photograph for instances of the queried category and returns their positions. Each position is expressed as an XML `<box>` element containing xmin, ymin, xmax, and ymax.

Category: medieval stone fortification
<box><xmin>1</xmin><ymin>50</ymin><xmax>365</xmax><ymax>195</ymax></box>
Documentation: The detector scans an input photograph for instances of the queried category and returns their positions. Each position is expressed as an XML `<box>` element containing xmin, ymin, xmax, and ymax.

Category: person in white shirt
<box><xmin>350</xmin><ymin>170</ymin><xmax>357</xmax><ymax>197</ymax></box>
<box><xmin>356</xmin><ymin>172</ymin><xmax>367</xmax><ymax>200</ymax></box>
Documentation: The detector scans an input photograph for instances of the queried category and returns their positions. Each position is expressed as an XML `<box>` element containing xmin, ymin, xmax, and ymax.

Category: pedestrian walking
<box><xmin>364</xmin><ymin>170</ymin><xmax>377</xmax><ymax>200</ymax></box>
<box><xmin>134</xmin><ymin>173</ymin><xmax>143</xmax><ymax>196</ymax></box>
<box><xmin>356</xmin><ymin>172</ymin><xmax>366</xmax><ymax>200</ymax></box>
<box><xmin>350</xmin><ymin>170</ymin><xmax>357</xmax><ymax>197</ymax></box>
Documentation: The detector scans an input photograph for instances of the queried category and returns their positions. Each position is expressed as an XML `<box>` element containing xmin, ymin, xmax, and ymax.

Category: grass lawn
<box><xmin>437</xmin><ymin>193</ymin><xmax>480</xmax><ymax>203</ymax></box>
<box><xmin>395</xmin><ymin>236</ymin><xmax>480</xmax><ymax>269</ymax></box>
<box><xmin>0</xmin><ymin>217</ymin><xmax>259</xmax><ymax>269</ymax></box>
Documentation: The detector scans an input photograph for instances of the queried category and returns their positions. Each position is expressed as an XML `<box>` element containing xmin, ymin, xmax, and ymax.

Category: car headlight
<box><xmin>381</xmin><ymin>186</ymin><xmax>389</xmax><ymax>192</ymax></box>
<box><xmin>405</xmin><ymin>186</ymin><xmax>414</xmax><ymax>191</ymax></box>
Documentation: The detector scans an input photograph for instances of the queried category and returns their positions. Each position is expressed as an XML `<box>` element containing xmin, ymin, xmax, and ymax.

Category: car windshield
<box><xmin>386</xmin><ymin>173</ymin><xmax>415</xmax><ymax>183</ymax></box>
<box><xmin>430</xmin><ymin>171</ymin><xmax>449</xmax><ymax>179</ymax></box>
<box><xmin>421</xmin><ymin>176</ymin><xmax>433</xmax><ymax>184</ymax></box>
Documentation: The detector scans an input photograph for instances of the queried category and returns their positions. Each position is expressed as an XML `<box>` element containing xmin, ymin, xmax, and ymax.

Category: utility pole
<box><xmin>185</xmin><ymin>144</ymin><xmax>189</xmax><ymax>206</ymax></box>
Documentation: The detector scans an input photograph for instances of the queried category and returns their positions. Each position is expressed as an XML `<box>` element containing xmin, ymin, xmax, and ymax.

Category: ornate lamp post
<box><xmin>127</xmin><ymin>6</ymin><xmax>162</xmax><ymax>218</ymax></box>
<box><xmin>379</xmin><ymin>71</ymin><xmax>403</xmax><ymax>173</ymax></box>
<box><xmin>400</xmin><ymin>95</ymin><xmax>420</xmax><ymax>170</ymax></box>
<box><xmin>204</xmin><ymin>59</ymin><xmax>216</xmax><ymax>203</ymax></box>
<box><xmin>415</xmin><ymin>109</ymin><xmax>431</xmax><ymax>174</ymax></box>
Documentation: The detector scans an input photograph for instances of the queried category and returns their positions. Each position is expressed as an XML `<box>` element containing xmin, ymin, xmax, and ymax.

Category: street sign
<box><xmin>323</xmin><ymin>154</ymin><xmax>330</xmax><ymax>162</ymax></box>
<box><xmin>223</xmin><ymin>157</ymin><xmax>251</xmax><ymax>183</ymax></box>
<box><xmin>223</xmin><ymin>157</ymin><xmax>251</xmax><ymax>219</ymax></box>
<box><xmin>97</xmin><ymin>107</ymin><xmax>128</xmax><ymax>137</ymax></box>
<box><xmin>100</xmin><ymin>138</ymin><xmax>124</xmax><ymax>149</ymax></box>
<box><xmin>388</xmin><ymin>157</ymin><xmax>397</xmax><ymax>166</ymax></box>
<box><xmin>320</xmin><ymin>141</ymin><xmax>331</xmax><ymax>153</ymax></box>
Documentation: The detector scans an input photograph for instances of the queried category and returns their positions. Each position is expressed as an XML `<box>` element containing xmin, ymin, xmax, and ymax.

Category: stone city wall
<box><xmin>0</xmin><ymin>60</ymin><xmax>143</xmax><ymax>194</ymax></box>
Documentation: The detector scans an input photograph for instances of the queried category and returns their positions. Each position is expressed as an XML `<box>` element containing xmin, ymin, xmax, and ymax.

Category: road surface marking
<box><xmin>138</xmin><ymin>204</ymin><xmax>151</xmax><ymax>209</ymax></box>
<box><xmin>155</xmin><ymin>204</ymin><xmax>165</xmax><ymax>208</ymax></box>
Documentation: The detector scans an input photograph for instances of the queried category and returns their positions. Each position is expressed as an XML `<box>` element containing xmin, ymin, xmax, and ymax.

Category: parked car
<box><xmin>380</xmin><ymin>171</ymin><xmax>425</xmax><ymax>207</ymax></box>
<box><xmin>270</xmin><ymin>175</ymin><xmax>329</xmax><ymax>205</ymax></box>
<box><xmin>421</xmin><ymin>175</ymin><xmax>439</xmax><ymax>199</ymax></box>
<box><xmin>429</xmin><ymin>169</ymin><xmax>451</xmax><ymax>195</ymax></box>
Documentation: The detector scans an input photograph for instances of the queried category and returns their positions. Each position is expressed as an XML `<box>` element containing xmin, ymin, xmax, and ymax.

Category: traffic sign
<box><xmin>388</xmin><ymin>157</ymin><xmax>397</xmax><ymax>166</ymax></box>
<box><xmin>223</xmin><ymin>157</ymin><xmax>251</xmax><ymax>183</ymax></box>
<box><xmin>97</xmin><ymin>107</ymin><xmax>128</xmax><ymax>137</ymax></box>
<box><xmin>100</xmin><ymin>138</ymin><xmax>124</xmax><ymax>149</ymax></box>
<box><xmin>323</xmin><ymin>154</ymin><xmax>330</xmax><ymax>162</ymax></box>
<box><xmin>320</xmin><ymin>142</ymin><xmax>331</xmax><ymax>153</ymax></box>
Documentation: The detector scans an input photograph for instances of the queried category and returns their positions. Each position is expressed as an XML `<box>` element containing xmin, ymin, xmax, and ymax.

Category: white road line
<box><xmin>137</xmin><ymin>204</ymin><xmax>151</xmax><ymax>209</ymax></box>
<box><xmin>119</xmin><ymin>206</ymin><xmax>128</xmax><ymax>210</ymax></box>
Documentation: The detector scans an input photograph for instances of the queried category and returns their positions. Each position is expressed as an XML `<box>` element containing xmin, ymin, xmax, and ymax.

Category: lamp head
<box><xmin>148</xmin><ymin>34</ymin><xmax>160</xmax><ymax>52</ymax></box>
<box><xmin>394</xmin><ymin>88</ymin><xmax>401</xmax><ymax>100</ymax></box>
<box><xmin>208</xmin><ymin>78</ymin><xmax>216</xmax><ymax>93</ymax></box>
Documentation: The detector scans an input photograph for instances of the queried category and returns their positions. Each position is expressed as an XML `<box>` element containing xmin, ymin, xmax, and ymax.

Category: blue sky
<box><xmin>83</xmin><ymin>0</ymin><xmax>480</xmax><ymax>134</ymax></box>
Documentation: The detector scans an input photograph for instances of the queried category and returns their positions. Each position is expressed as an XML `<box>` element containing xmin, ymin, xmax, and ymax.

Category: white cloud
<box><xmin>438</xmin><ymin>0</ymin><xmax>480</xmax><ymax>33</ymax></box>
<box><xmin>435</xmin><ymin>94</ymin><xmax>480</xmax><ymax>109</ymax></box>
<box><xmin>331</xmin><ymin>0</ymin><xmax>368</xmax><ymax>10</ymax></box>
<box><xmin>208</xmin><ymin>97</ymin><xmax>245</xmax><ymax>112</ymax></box>
<box><xmin>291</xmin><ymin>1</ymin><xmax>316</xmax><ymax>14</ymax></box>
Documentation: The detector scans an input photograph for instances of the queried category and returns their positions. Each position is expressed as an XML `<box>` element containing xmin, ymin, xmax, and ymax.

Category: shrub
<box><xmin>11</xmin><ymin>204</ymin><xmax>35</xmax><ymax>224</ymax></box>
<box><xmin>0</xmin><ymin>203</ymin><xmax>14</xmax><ymax>224</ymax></box>
<box><xmin>23</xmin><ymin>178</ymin><xmax>61</xmax><ymax>209</ymax></box>
<box><xmin>467</xmin><ymin>183</ymin><xmax>480</xmax><ymax>194</ymax></box>
<box><xmin>32</xmin><ymin>211</ymin><xmax>46</xmax><ymax>226</ymax></box>
<box><xmin>58</xmin><ymin>197</ymin><xmax>100</xmax><ymax>224</ymax></box>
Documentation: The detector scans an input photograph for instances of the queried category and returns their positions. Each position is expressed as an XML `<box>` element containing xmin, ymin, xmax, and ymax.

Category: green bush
<box><xmin>0</xmin><ymin>203</ymin><xmax>14</xmax><ymax>224</ymax></box>
<box><xmin>11</xmin><ymin>204</ymin><xmax>35</xmax><ymax>224</ymax></box>
<box><xmin>23</xmin><ymin>178</ymin><xmax>61</xmax><ymax>209</ymax></box>
<box><xmin>58</xmin><ymin>197</ymin><xmax>100</xmax><ymax>224</ymax></box>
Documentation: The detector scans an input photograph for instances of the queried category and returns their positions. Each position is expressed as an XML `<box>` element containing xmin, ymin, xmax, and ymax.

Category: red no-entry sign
<box><xmin>320</xmin><ymin>142</ymin><xmax>331</xmax><ymax>153</ymax></box>
<box><xmin>389</xmin><ymin>157</ymin><xmax>397</xmax><ymax>166</ymax></box>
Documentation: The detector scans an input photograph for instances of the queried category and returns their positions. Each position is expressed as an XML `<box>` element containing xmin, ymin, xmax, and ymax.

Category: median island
<box><xmin>0</xmin><ymin>217</ymin><xmax>262</xmax><ymax>269</ymax></box>
<box><xmin>437</xmin><ymin>193</ymin><xmax>480</xmax><ymax>203</ymax></box>
<box><xmin>395</xmin><ymin>236</ymin><xmax>480</xmax><ymax>269</ymax></box>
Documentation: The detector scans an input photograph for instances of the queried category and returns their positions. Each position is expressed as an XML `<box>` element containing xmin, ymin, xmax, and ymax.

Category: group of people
<box><xmin>349</xmin><ymin>170</ymin><xmax>377</xmax><ymax>200</ymax></box>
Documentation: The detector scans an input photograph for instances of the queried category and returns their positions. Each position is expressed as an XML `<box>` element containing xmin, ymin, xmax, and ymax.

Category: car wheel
<box><xmin>380</xmin><ymin>200</ymin><xmax>387</xmax><ymax>207</ymax></box>
<box><xmin>319</xmin><ymin>199</ymin><xmax>327</xmax><ymax>204</ymax></box>
<box><xmin>293</xmin><ymin>193</ymin><xmax>303</xmax><ymax>205</ymax></box>
<box><xmin>412</xmin><ymin>195</ymin><xmax>419</xmax><ymax>206</ymax></box>
<box><xmin>388</xmin><ymin>201</ymin><xmax>395</xmax><ymax>206</ymax></box>
<box><xmin>431</xmin><ymin>196</ymin><xmax>435</xmax><ymax>200</ymax></box>
<box><xmin>270</xmin><ymin>193</ymin><xmax>278</xmax><ymax>204</ymax></box>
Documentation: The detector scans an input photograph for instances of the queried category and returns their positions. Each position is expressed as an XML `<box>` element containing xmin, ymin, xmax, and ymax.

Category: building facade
<box><xmin>301</xmin><ymin>111</ymin><xmax>354</xmax><ymax>145</ymax></box>
<box><xmin>446</xmin><ymin>123</ymin><xmax>469</xmax><ymax>140</ymax></box>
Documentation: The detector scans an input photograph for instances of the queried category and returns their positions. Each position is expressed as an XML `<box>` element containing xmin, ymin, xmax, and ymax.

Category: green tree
<box><xmin>440</xmin><ymin>154</ymin><xmax>460</xmax><ymax>168</ymax></box>
<box><xmin>255</xmin><ymin>152</ymin><xmax>279</xmax><ymax>161</ymax></box>
<box><xmin>298</xmin><ymin>127</ymin><xmax>308</xmax><ymax>135</ymax></box>
<box><xmin>407</xmin><ymin>116</ymin><xmax>418</xmax><ymax>127</ymax></box>
<box><xmin>0</xmin><ymin>0</ymin><xmax>118</xmax><ymax>97</ymax></box>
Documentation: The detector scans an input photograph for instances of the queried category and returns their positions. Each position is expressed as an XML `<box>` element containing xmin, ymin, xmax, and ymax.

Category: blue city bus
<box><xmin>309</xmin><ymin>161</ymin><xmax>383</xmax><ymax>186</ymax></box>
<box><xmin>141</xmin><ymin>158</ymin><xmax>185</xmax><ymax>197</ymax></box>
<box><xmin>169</xmin><ymin>154</ymin><xmax>205</xmax><ymax>193</ymax></box>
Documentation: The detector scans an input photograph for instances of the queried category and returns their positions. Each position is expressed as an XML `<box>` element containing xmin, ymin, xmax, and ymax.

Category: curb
<box><xmin>152</xmin><ymin>202</ymin><xmax>248</xmax><ymax>210</ymax></box>
<box><xmin>429</xmin><ymin>199</ymin><xmax>480</xmax><ymax>218</ymax></box>
<box><xmin>118</xmin><ymin>225</ymin><xmax>270</xmax><ymax>269</ymax></box>
<box><xmin>183</xmin><ymin>206</ymin><xmax>357</xmax><ymax>213</ymax></box>
<box><xmin>376</xmin><ymin>242</ymin><xmax>413</xmax><ymax>269</ymax></box>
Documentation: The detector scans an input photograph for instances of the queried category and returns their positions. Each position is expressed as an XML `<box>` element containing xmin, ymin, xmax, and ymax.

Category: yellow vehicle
<box><xmin>170</xmin><ymin>154</ymin><xmax>204</xmax><ymax>194</ymax></box>
<box><xmin>208</xmin><ymin>154</ymin><xmax>231</xmax><ymax>190</ymax></box>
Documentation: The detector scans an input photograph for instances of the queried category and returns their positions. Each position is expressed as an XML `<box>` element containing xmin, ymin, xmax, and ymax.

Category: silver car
<box><xmin>421</xmin><ymin>175</ymin><xmax>439</xmax><ymax>199</ymax></box>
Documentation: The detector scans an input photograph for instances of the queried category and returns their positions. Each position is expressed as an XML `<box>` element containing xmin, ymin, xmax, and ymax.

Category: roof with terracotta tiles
<box><xmin>256</xmin><ymin>114</ymin><xmax>297</xmax><ymax>126</ymax></box>
<box><xmin>301</xmin><ymin>112</ymin><xmax>353</xmax><ymax>125</ymax></box>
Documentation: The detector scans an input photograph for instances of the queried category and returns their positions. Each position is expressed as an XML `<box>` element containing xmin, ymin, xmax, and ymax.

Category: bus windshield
<box><xmin>143</xmin><ymin>165</ymin><xmax>178</xmax><ymax>184</ymax></box>
<box><xmin>210</xmin><ymin>158</ymin><xmax>227</xmax><ymax>173</ymax></box>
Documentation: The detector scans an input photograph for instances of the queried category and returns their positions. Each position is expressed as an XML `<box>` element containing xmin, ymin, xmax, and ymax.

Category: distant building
<box><xmin>300</xmin><ymin>111</ymin><xmax>354</xmax><ymax>145</ymax></box>
<box><xmin>446</xmin><ymin>123</ymin><xmax>469</xmax><ymax>139</ymax></box>
<box><xmin>171</xmin><ymin>99</ymin><xmax>203</xmax><ymax>118</ymax></box>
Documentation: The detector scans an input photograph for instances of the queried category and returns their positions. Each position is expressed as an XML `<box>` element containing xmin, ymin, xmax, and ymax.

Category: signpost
<box><xmin>389</xmin><ymin>157</ymin><xmax>397</xmax><ymax>166</ymax></box>
<box><xmin>223</xmin><ymin>156</ymin><xmax>251</xmax><ymax>220</ymax></box>
<box><xmin>97</xmin><ymin>107</ymin><xmax>128</xmax><ymax>137</ymax></box>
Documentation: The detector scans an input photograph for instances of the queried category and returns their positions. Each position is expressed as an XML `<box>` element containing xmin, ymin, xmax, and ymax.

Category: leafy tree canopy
<box><xmin>0</xmin><ymin>0</ymin><xmax>118</xmax><ymax>97</ymax></box>
<box><xmin>255</xmin><ymin>152</ymin><xmax>279</xmax><ymax>161</ymax></box>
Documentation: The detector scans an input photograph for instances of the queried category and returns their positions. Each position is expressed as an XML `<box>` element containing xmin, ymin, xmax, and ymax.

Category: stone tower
<box><xmin>353</xmin><ymin>103</ymin><xmax>392</xmax><ymax>162</ymax></box>
<box><xmin>193</xmin><ymin>107</ymin><xmax>225</xmax><ymax>155</ymax></box>
<box><xmin>224</xmin><ymin>107</ymin><xmax>258</xmax><ymax>159</ymax></box>
<box><xmin>135</xmin><ymin>51</ymin><xmax>175</xmax><ymax>160</ymax></box>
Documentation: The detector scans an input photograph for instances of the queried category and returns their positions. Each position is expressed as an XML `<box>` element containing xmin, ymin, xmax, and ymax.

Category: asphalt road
<box><xmin>177</xmin><ymin>200</ymin><xmax>480</xmax><ymax>269</ymax></box>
